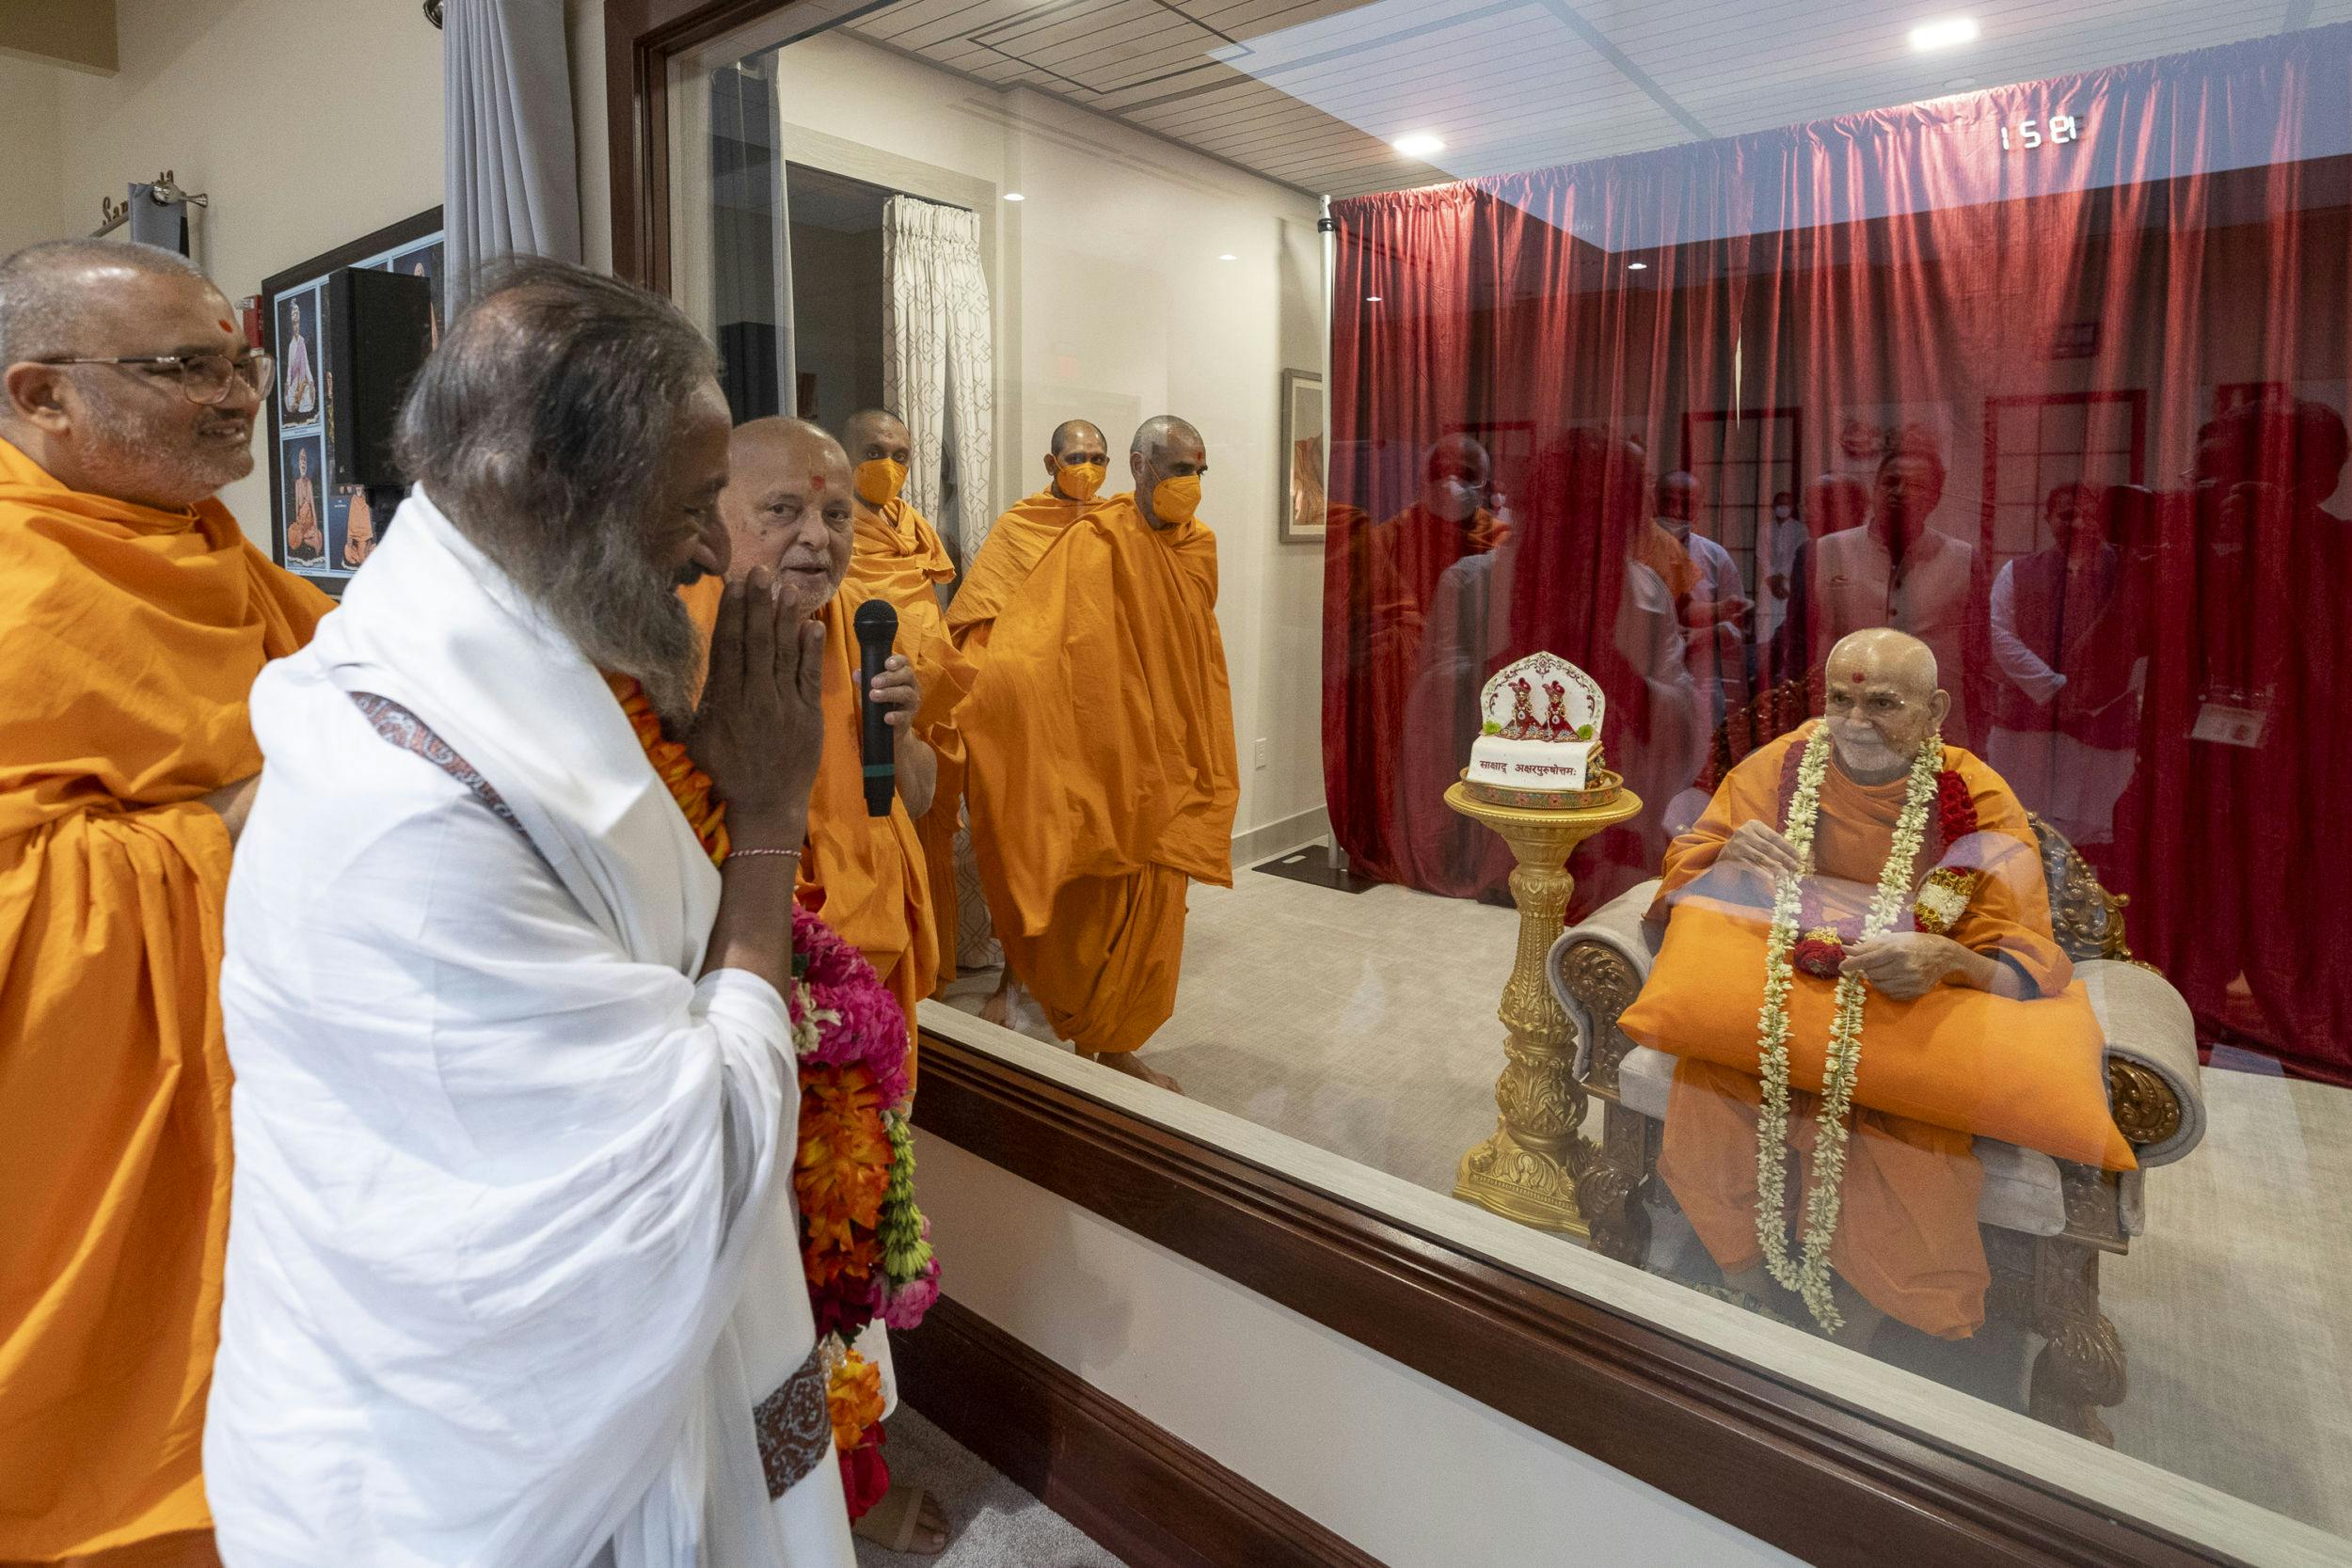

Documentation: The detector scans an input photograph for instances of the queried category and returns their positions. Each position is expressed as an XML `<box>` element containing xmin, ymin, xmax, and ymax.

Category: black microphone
<box><xmin>853</xmin><ymin>599</ymin><xmax>898</xmax><ymax>817</ymax></box>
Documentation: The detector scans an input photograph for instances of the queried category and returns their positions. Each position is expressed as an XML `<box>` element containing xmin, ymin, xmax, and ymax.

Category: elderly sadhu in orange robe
<box><xmin>961</xmin><ymin>416</ymin><xmax>1240</xmax><ymax>1093</ymax></box>
<box><xmin>0</xmin><ymin>241</ymin><xmax>330</xmax><ymax>1565</ymax></box>
<box><xmin>694</xmin><ymin>414</ymin><xmax>951</xmax><ymax>1555</ymax></box>
<box><xmin>687</xmin><ymin>417</ymin><xmax>942</xmax><ymax>1072</ymax></box>
<box><xmin>841</xmin><ymin>408</ymin><xmax>974</xmax><ymax>991</ymax></box>
<box><xmin>946</xmin><ymin>419</ymin><xmax>1108</xmax><ymax>657</ymax></box>
<box><xmin>1645</xmin><ymin>629</ymin><xmax>2070</xmax><ymax>1348</ymax></box>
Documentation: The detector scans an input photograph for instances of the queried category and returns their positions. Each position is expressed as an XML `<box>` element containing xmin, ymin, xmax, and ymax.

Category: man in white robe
<box><xmin>206</xmin><ymin>261</ymin><xmax>857</xmax><ymax>1568</ymax></box>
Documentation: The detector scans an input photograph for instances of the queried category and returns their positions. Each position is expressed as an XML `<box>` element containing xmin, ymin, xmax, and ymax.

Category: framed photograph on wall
<box><xmin>260</xmin><ymin>206</ymin><xmax>443</xmax><ymax>596</ymax></box>
<box><xmin>1279</xmin><ymin>367</ymin><xmax>1326</xmax><ymax>544</ymax></box>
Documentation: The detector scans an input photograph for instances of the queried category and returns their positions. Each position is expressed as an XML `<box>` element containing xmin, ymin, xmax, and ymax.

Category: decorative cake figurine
<box><xmin>1463</xmin><ymin>652</ymin><xmax>1621</xmax><ymax>808</ymax></box>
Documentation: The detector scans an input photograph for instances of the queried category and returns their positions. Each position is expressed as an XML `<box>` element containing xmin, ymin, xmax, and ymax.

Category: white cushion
<box><xmin>1615</xmin><ymin>1045</ymin><xmax>2066</xmax><ymax>1235</ymax></box>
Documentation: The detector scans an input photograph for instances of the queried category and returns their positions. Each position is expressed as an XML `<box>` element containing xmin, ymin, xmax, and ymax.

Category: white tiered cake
<box><xmin>1463</xmin><ymin>652</ymin><xmax>1616</xmax><ymax>808</ymax></box>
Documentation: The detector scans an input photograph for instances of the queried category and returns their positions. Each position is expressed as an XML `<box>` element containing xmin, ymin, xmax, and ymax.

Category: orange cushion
<box><xmin>1617</xmin><ymin>904</ymin><xmax>2135</xmax><ymax>1171</ymax></box>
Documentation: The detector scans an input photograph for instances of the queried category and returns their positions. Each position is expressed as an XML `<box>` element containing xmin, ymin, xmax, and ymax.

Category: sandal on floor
<box><xmin>851</xmin><ymin>1484</ymin><xmax>948</xmax><ymax>1556</ymax></box>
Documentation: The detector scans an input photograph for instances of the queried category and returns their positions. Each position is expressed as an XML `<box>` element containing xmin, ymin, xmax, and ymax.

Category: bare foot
<box><xmin>977</xmin><ymin>970</ymin><xmax>1019</xmax><ymax>1030</ymax></box>
<box><xmin>1085</xmin><ymin>1050</ymin><xmax>1184</xmax><ymax>1095</ymax></box>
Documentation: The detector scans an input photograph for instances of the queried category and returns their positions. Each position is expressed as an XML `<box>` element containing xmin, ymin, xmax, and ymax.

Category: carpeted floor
<box><xmin>859</xmin><ymin>1407</ymin><xmax>1127</xmax><ymax>1568</ymax></box>
<box><xmin>941</xmin><ymin>864</ymin><xmax>2352</xmax><ymax>1544</ymax></box>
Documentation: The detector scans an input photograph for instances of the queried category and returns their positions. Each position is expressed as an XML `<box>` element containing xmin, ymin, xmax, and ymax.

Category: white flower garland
<box><xmin>1753</xmin><ymin>724</ymin><xmax>1944</xmax><ymax>1333</ymax></box>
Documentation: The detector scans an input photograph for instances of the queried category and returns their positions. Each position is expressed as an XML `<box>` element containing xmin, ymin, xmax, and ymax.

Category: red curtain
<box><xmin>1324</xmin><ymin>27</ymin><xmax>2352</xmax><ymax>1083</ymax></box>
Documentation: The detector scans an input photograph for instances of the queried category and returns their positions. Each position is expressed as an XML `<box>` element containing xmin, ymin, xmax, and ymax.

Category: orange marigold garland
<box><xmin>609</xmin><ymin>673</ymin><xmax>938</xmax><ymax>1519</ymax></box>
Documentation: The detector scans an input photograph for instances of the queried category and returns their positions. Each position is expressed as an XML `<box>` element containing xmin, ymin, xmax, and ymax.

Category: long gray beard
<box><xmin>520</xmin><ymin>521</ymin><xmax>704</xmax><ymax>728</ymax></box>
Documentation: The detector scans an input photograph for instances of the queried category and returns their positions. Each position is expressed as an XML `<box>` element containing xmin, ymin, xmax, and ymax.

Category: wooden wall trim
<box><xmin>909</xmin><ymin>1035</ymin><xmax>2249</xmax><ymax>1568</ymax></box>
<box><xmin>896</xmin><ymin>1296</ymin><xmax>1388</xmax><ymax>1568</ymax></box>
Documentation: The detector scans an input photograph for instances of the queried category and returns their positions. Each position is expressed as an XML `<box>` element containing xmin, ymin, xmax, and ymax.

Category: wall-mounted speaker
<box><xmin>324</xmin><ymin>266</ymin><xmax>433</xmax><ymax>491</ymax></box>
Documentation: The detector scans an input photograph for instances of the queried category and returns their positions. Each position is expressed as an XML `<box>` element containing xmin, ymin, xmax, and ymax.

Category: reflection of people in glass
<box><xmin>285</xmin><ymin>447</ymin><xmax>323</xmax><ymax>562</ymax></box>
<box><xmin>341</xmin><ymin>486</ymin><xmax>374</xmax><ymax>568</ymax></box>
<box><xmin>280</xmin><ymin>299</ymin><xmax>317</xmax><ymax>419</ymax></box>
<box><xmin>1987</xmin><ymin>483</ymin><xmax>2144</xmax><ymax>847</ymax></box>
<box><xmin>1766</xmin><ymin>473</ymin><xmax>1869</xmax><ymax>683</ymax></box>
<box><xmin>1783</xmin><ymin>434</ymin><xmax>1982</xmax><ymax>742</ymax></box>
<box><xmin>1650</xmin><ymin>629</ymin><xmax>2071</xmax><ymax>1351</ymax></box>
<box><xmin>1358</xmin><ymin>436</ymin><xmax>1507</xmax><ymax>889</ymax></box>
<box><xmin>1404</xmin><ymin>429</ymin><xmax>1705</xmax><ymax>905</ymax></box>
<box><xmin>1645</xmin><ymin>469</ymin><xmax>1748</xmax><ymax>723</ymax></box>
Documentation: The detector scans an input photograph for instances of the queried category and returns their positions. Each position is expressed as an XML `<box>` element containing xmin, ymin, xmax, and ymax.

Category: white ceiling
<box><xmin>839</xmin><ymin>0</ymin><xmax>2326</xmax><ymax>197</ymax></box>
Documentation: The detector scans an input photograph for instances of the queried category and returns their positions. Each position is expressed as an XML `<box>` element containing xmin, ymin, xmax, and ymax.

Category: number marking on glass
<box><xmin>2000</xmin><ymin>114</ymin><xmax>2082</xmax><ymax>152</ymax></box>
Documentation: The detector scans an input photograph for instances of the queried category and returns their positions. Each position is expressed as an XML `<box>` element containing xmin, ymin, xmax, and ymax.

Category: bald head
<box><xmin>1422</xmin><ymin>435</ymin><xmax>1490</xmax><ymax>520</ymax></box>
<box><xmin>1130</xmin><ymin>415</ymin><xmax>1207</xmax><ymax>530</ymax></box>
<box><xmin>1045</xmin><ymin>418</ymin><xmax>1109</xmax><ymax>499</ymax></box>
<box><xmin>1821</xmin><ymin>628</ymin><xmax>1949</xmax><ymax>781</ymax></box>
<box><xmin>724</xmin><ymin>416</ymin><xmax>854</xmax><ymax>617</ymax></box>
<box><xmin>844</xmin><ymin>407</ymin><xmax>911</xmax><ymax>510</ymax></box>
<box><xmin>0</xmin><ymin>240</ymin><xmax>209</xmax><ymax>365</ymax></box>
<box><xmin>0</xmin><ymin>239</ymin><xmax>260</xmax><ymax>510</ymax></box>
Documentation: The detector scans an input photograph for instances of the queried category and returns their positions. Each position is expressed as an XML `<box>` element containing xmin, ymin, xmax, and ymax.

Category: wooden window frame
<box><xmin>606</xmin><ymin>7</ymin><xmax>2252</xmax><ymax>1562</ymax></box>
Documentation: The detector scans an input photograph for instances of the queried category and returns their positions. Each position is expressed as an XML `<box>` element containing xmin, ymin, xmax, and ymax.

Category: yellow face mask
<box><xmin>1150</xmin><ymin>474</ymin><xmax>1201</xmax><ymax>527</ymax></box>
<box><xmin>854</xmin><ymin>458</ymin><xmax>907</xmax><ymax>508</ymax></box>
<box><xmin>1057</xmin><ymin>462</ymin><xmax>1105</xmax><ymax>501</ymax></box>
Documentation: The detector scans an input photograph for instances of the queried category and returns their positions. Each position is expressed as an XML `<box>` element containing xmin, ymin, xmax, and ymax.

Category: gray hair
<box><xmin>1131</xmin><ymin>414</ymin><xmax>1201</xmax><ymax>460</ymax></box>
<box><xmin>0</xmin><ymin>240</ymin><xmax>208</xmax><ymax>366</ymax></box>
<box><xmin>393</xmin><ymin>257</ymin><xmax>720</xmax><ymax>714</ymax></box>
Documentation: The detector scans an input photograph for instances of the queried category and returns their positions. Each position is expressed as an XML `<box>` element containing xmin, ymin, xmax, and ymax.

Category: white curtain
<box><xmin>444</xmin><ymin>0</ymin><xmax>582</xmax><ymax>305</ymax></box>
<box><xmin>881</xmin><ymin>197</ymin><xmax>993</xmax><ymax>562</ymax></box>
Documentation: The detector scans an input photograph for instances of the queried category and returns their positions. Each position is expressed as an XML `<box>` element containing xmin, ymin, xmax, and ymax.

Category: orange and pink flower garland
<box><xmin>612</xmin><ymin>676</ymin><xmax>937</xmax><ymax>1519</ymax></box>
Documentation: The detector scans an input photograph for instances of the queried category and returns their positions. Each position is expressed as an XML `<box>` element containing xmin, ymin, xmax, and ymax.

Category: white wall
<box><xmin>643</xmin><ymin>25</ymin><xmax>1329</xmax><ymax>838</ymax></box>
<box><xmin>50</xmin><ymin>0</ymin><xmax>445</xmax><ymax>542</ymax></box>
<box><xmin>918</xmin><ymin>1129</ymin><xmax>1801</xmax><ymax>1568</ymax></box>
<box><xmin>0</xmin><ymin>55</ymin><xmax>64</xmax><ymax>261</ymax></box>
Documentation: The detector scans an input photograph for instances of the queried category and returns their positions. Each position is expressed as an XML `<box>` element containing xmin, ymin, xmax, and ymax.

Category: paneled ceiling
<box><xmin>837</xmin><ymin>0</ymin><xmax>2326</xmax><ymax>197</ymax></box>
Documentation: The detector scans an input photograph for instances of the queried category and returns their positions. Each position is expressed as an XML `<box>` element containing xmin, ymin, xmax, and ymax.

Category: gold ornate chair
<box><xmin>1548</xmin><ymin>678</ymin><xmax>2208</xmax><ymax>1445</ymax></box>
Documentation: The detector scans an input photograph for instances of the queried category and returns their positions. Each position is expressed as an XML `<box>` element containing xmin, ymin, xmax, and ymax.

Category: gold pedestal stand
<box><xmin>1448</xmin><ymin>779</ymin><xmax>1644</xmax><ymax>1239</ymax></box>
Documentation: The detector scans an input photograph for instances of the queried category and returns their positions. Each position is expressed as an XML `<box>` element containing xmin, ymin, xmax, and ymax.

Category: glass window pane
<box><xmin>669</xmin><ymin>8</ymin><xmax>2352</xmax><ymax>1557</ymax></box>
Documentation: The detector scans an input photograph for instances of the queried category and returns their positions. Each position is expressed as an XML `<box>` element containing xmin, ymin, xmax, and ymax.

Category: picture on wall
<box><xmin>279</xmin><ymin>431</ymin><xmax>326</xmax><ymax>566</ymax></box>
<box><xmin>260</xmin><ymin>206</ymin><xmax>443</xmax><ymax>595</ymax></box>
<box><xmin>1280</xmin><ymin>367</ymin><xmax>1326</xmax><ymax>544</ymax></box>
<box><xmin>278</xmin><ymin>293</ymin><xmax>321</xmax><ymax>423</ymax></box>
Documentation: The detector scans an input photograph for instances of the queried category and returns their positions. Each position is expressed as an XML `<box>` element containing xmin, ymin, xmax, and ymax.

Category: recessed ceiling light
<box><xmin>1392</xmin><ymin>132</ymin><xmax>1445</xmax><ymax>158</ymax></box>
<box><xmin>1909</xmin><ymin>16</ymin><xmax>1979</xmax><ymax>51</ymax></box>
<box><xmin>1365</xmin><ymin>294</ymin><xmax>1383</xmax><ymax>302</ymax></box>
<box><xmin>1004</xmin><ymin>191</ymin><xmax>1025</xmax><ymax>201</ymax></box>
<box><xmin>1627</xmin><ymin>261</ymin><xmax>1648</xmax><ymax>271</ymax></box>
<box><xmin>1218</xmin><ymin>253</ymin><xmax>1237</xmax><ymax>261</ymax></box>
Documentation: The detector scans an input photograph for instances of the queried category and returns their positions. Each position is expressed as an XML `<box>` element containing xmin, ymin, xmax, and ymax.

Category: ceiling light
<box><xmin>1391</xmin><ymin>132</ymin><xmax>1445</xmax><ymax>158</ymax></box>
<box><xmin>1004</xmin><ymin>191</ymin><xmax>1025</xmax><ymax>201</ymax></box>
<box><xmin>1365</xmin><ymin>294</ymin><xmax>1383</xmax><ymax>302</ymax></box>
<box><xmin>1627</xmin><ymin>261</ymin><xmax>1648</xmax><ymax>271</ymax></box>
<box><xmin>1908</xmin><ymin>16</ymin><xmax>1979</xmax><ymax>51</ymax></box>
<box><xmin>1219</xmin><ymin>253</ymin><xmax>1237</xmax><ymax>261</ymax></box>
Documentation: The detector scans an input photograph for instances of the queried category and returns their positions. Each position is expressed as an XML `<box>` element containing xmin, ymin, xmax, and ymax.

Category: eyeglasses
<box><xmin>34</xmin><ymin>350</ymin><xmax>277</xmax><ymax>406</ymax></box>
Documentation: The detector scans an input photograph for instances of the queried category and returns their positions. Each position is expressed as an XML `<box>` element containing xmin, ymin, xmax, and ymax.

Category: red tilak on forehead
<box><xmin>217</xmin><ymin>319</ymin><xmax>234</xmax><ymax>332</ymax></box>
<box><xmin>1851</xmin><ymin>670</ymin><xmax>1867</xmax><ymax>683</ymax></box>
<box><xmin>810</xmin><ymin>474</ymin><xmax>825</xmax><ymax>489</ymax></box>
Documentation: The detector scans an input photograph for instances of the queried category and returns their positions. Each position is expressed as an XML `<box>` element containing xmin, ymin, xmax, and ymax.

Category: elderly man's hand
<box><xmin>867</xmin><ymin>654</ymin><xmax>920</xmax><ymax>731</ymax></box>
<box><xmin>1718</xmin><ymin>820</ymin><xmax>1802</xmax><ymax>879</ymax></box>
<box><xmin>1840</xmin><ymin>933</ymin><xmax>1963</xmax><ymax>1000</ymax></box>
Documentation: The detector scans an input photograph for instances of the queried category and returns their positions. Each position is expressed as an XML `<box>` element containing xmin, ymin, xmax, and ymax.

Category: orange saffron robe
<box><xmin>846</xmin><ymin>498</ymin><xmax>974</xmax><ymax>990</ymax></box>
<box><xmin>960</xmin><ymin>494</ymin><xmax>1240</xmax><ymax>1053</ymax></box>
<box><xmin>944</xmin><ymin>488</ymin><xmax>1091</xmax><ymax>657</ymax></box>
<box><xmin>1648</xmin><ymin>725</ymin><xmax>2070</xmax><ymax>1339</ymax></box>
<box><xmin>0</xmin><ymin>438</ymin><xmax>329</xmax><ymax>1558</ymax></box>
<box><xmin>684</xmin><ymin>576</ymin><xmax>938</xmax><ymax>1069</ymax></box>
